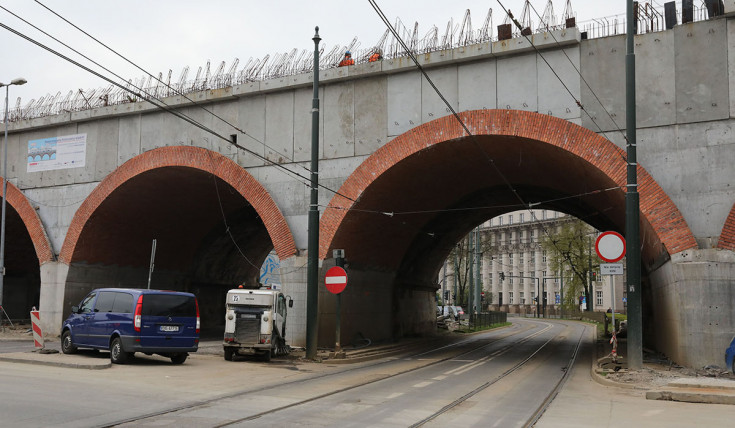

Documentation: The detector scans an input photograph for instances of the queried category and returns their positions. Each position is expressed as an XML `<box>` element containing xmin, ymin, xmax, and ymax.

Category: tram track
<box><xmin>102</xmin><ymin>319</ymin><xmax>585</xmax><ymax>428</ymax></box>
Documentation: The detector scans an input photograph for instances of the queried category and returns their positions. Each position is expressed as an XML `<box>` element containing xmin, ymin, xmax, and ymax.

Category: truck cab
<box><xmin>222</xmin><ymin>287</ymin><xmax>292</xmax><ymax>361</ymax></box>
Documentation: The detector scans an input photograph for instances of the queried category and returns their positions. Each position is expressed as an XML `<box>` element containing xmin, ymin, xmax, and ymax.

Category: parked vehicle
<box><xmin>726</xmin><ymin>336</ymin><xmax>735</xmax><ymax>374</ymax></box>
<box><xmin>223</xmin><ymin>286</ymin><xmax>292</xmax><ymax>361</ymax></box>
<box><xmin>60</xmin><ymin>288</ymin><xmax>200</xmax><ymax>364</ymax></box>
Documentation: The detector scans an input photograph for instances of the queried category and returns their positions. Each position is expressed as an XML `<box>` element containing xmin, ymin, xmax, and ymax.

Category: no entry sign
<box><xmin>595</xmin><ymin>231</ymin><xmax>626</xmax><ymax>263</ymax></box>
<box><xmin>325</xmin><ymin>266</ymin><xmax>347</xmax><ymax>294</ymax></box>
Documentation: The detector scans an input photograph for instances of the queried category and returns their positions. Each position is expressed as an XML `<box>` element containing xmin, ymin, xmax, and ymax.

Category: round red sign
<box><xmin>595</xmin><ymin>231</ymin><xmax>626</xmax><ymax>263</ymax></box>
<box><xmin>325</xmin><ymin>266</ymin><xmax>347</xmax><ymax>294</ymax></box>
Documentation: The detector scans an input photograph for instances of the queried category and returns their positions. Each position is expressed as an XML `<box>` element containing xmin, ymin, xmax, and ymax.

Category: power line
<box><xmin>0</xmin><ymin>19</ymin><xmax>358</xmax><ymax>206</ymax></box>
<box><xmin>30</xmin><ymin>0</ymin><xmax>306</xmax><ymax>172</ymax></box>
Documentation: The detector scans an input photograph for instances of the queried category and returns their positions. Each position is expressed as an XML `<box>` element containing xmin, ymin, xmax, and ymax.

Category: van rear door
<box><xmin>139</xmin><ymin>293</ymin><xmax>198</xmax><ymax>348</ymax></box>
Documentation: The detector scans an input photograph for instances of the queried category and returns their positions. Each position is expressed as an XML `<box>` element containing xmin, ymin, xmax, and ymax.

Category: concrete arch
<box><xmin>320</xmin><ymin>109</ymin><xmax>697</xmax><ymax>261</ymax></box>
<box><xmin>59</xmin><ymin>146</ymin><xmax>297</xmax><ymax>264</ymax></box>
<box><xmin>718</xmin><ymin>203</ymin><xmax>735</xmax><ymax>251</ymax></box>
<box><xmin>0</xmin><ymin>178</ymin><xmax>54</xmax><ymax>264</ymax></box>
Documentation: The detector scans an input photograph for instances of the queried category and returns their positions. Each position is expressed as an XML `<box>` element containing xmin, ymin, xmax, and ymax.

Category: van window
<box><xmin>111</xmin><ymin>292</ymin><xmax>134</xmax><ymax>313</ymax></box>
<box><xmin>142</xmin><ymin>294</ymin><xmax>196</xmax><ymax>317</ymax></box>
<box><xmin>79</xmin><ymin>292</ymin><xmax>97</xmax><ymax>313</ymax></box>
<box><xmin>95</xmin><ymin>292</ymin><xmax>116</xmax><ymax>312</ymax></box>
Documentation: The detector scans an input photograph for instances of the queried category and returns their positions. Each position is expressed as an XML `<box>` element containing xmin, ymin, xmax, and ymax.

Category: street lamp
<box><xmin>0</xmin><ymin>77</ymin><xmax>27</xmax><ymax>310</ymax></box>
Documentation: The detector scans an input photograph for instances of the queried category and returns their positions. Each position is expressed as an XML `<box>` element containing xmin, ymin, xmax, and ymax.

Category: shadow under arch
<box><xmin>320</xmin><ymin>109</ymin><xmax>697</xmax><ymax>271</ymax></box>
<box><xmin>0</xmin><ymin>178</ymin><xmax>54</xmax><ymax>265</ymax></box>
<box><xmin>59</xmin><ymin>146</ymin><xmax>297</xmax><ymax>264</ymax></box>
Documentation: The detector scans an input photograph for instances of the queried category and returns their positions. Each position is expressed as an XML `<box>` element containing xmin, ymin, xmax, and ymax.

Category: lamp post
<box><xmin>0</xmin><ymin>77</ymin><xmax>27</xmax><ymax>310</ymax></box>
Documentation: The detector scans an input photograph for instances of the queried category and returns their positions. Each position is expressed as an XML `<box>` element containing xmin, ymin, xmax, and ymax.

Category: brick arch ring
<box><xmin>0</xmin><ymin>179</ymin><xmax>54</xmax><ymax>264</ymax></box>
<box><xmin>320</xmin><ymin>109</ymin><xmax>697</xmax><ymax>259</ymax></box>
<box><xmin>59</xmin><ymin>146</ymin><xmax>297</xmax><ymax>264</ymax></box>
<box><xmin>717</xmin><ymin>204</ymin><xmax>735</xmax><ymax>251</ymax></box>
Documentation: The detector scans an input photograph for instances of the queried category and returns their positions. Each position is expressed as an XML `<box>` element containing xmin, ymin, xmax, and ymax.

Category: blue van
<box><xmin>61</xmin><ymin>288</ymin><xmax>200</xmax><ymax>364</ymax></box>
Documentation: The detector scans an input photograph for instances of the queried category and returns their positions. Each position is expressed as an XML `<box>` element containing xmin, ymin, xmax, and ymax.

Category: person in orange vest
<box><xmin>368</xmin><ymin>49</ymin><xmax>383</xmax><ymax>62</ymax></box>
<box><xmin>338</xmin><ymin>51</ymin><xmax>354</xmax><ymax>67</ymax></box>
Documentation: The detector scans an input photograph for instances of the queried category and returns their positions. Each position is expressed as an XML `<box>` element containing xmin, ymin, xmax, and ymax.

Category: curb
<box><xmin>0</xmin><ymin>354</ymin><xmax>111</xmax><ymax>370</ymax></box>
<box><xmin>646</xmin><ymin>389</ymin><xmax>735</xmax><ymax>405</ymax></box>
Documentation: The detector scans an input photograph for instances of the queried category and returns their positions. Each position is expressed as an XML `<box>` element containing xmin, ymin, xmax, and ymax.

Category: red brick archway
<box><xmin>0</xmin><ymin>179</ymin><xmax>54</xmax><ymax>264</ymax></box>
<box><xmin>718</xmin><ymin>203</ymin><xmax>735</xmax><ymax>251</ymax></box>
<box><xmin>59</xmin><ymin>146</ymin><xmax>297</xmax><ymax>264</ymax></box>
<box><xmin>320</xmin><ymin>109</ymin><xmax>697</xmax><ymax>260</ymax></box>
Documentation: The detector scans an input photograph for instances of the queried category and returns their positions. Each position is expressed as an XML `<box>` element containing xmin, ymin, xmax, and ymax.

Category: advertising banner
<box><xmin>27</xmin><ymin>133</ymin><xmax>86</xmax><ymax>173</ymax></box>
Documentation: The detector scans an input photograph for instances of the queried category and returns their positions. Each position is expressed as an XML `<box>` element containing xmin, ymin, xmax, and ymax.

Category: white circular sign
<box><xmin>595</xmin><ymin>231</ymin><xmax>626</xmax><ymax>263</ymax></box>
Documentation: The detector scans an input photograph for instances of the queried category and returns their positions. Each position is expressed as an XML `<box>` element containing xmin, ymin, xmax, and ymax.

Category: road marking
<box><xmin>413</xmin><ymin>381</ymin><xmax>433</xmax><ymax>388</ymax></box>
<box><xmin>386</xmin><ymin>392</ymin><xmax>404</xmax><ymax>399</ymax></box>
<box><xmin>432</xmin><ymin>375</ymin><xmax>447</xmax><ymax>381</ymax></box>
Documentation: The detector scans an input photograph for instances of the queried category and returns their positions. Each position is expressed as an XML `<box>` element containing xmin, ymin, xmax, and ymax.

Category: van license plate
<box><xmin>160</xmin><ymin>325</ymin><xmax>179</xmax><ymax>332</ymax></box>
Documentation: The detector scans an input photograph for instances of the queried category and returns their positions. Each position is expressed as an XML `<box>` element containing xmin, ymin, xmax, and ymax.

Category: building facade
<box><xmin>478</xmin><ymin>210</ymin><xmax>625</xmax><ymax>315</ymax></box>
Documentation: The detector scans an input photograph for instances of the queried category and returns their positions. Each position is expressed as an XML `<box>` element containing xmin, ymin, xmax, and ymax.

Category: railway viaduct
<box><xmin>3</xmin><ymin>14</ymin><xmax>735</xmax><ymax>367</ymax></box>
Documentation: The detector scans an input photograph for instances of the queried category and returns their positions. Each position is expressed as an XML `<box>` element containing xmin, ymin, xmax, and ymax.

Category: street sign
<box><xmin>595</xmin><ymin>231</ymin><xmax>626</xmax><ymax>263</ymax></box>
<box><xmin>325</xmin><ymin>266</ymin><xmax>347</xmax><ymax>294</ymax></box>
<box><xmin>600</xmin><ymin>263</ymin><xmax>624</xmax><ymax>275</ymax></box>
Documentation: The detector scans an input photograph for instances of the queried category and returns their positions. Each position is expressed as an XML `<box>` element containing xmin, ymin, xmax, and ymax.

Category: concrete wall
<box><xmin>650</xmin><ymin>250</ymin><xmax>735</xmax><ymax>368</ymax></box>
<box><xmin>3</xmin><ymin>21</ymin><xmax>735</xmax><ymax>367</ymax></box>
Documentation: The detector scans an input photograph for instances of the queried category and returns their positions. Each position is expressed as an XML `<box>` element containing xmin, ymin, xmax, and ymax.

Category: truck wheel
<box><xmin>61</xmin><ymin>330</ymin><xmax>77</xmax><ymax>354</ymax></box>
<box><xmin>110</xmin><ymin>337</ymin><xmax>130</xmax><ymax>364</ymax></box>
<box><xmin>224</xmin><ymin>348</ymin><xmax>234</xmax><ymax>361</ymax></box>
<box><xmin>261</xmin><ymin>350</ymin><xmax>272</xmax><ymax>362</ymax></box>
<box><xmin>170</xmin><ymin>353</ymin><xmax>188</xmax><ymax>364</ymax></box>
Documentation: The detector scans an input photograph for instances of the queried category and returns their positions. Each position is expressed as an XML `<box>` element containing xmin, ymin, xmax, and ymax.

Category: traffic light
<box><xmin>499</xmin><ymin>272</ymin><xmax>505</xmax><ymax>281</ymax></box>
<box><xmin>481</xmin><ymin>291</ymin><xmax>485</xmax><ymax>301</ymax></box>
<box><xmin>444</xmin><ymin>290</ymin><xmax>449</xmax><ymax>300</ymax></box>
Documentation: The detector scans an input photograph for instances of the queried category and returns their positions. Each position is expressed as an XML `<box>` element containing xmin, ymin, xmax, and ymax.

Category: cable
<box><xmin>368</xmin><ymin>0</ymin><xmax>620</xmax><ymax>279</ymax></box>
<box><xmin>526</xmin><ymin>1</ymin><xmax>630</xmax><ymax>149</ymax></box>
<box><xmin>0</xmin><ymin>19</ymin><xmax>358</xmax><ymax>206</ymax></box>
<box><xmin>31</xmin><ymin>0</ymin><xmax>306</xmax><ymax>172</ymax></box>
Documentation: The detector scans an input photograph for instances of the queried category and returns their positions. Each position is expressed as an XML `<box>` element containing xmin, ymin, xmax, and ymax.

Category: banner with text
<box><xmin>27</xmin><ymin>133</ymin><xmax>87</xmax><ymax>173</ymax></box>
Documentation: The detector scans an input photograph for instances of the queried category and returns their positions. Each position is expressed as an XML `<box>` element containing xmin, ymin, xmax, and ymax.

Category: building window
<box><xmin>489</xmin><ymin>277</ymin><xmax>493</xmax><ymax>285</ymax></box>
<box><xmin>520</xmin><ymin>213</ymin><xmax>525</xmax><ymax>222</ymax></box>
<box><xmin>509</xmin><ymin>277</ymin><xmax>514</xmax><ymax>285</ymax></box>
<box><xmin>509</xmin><ymin>291</ymin><xmax>514</xmax><ymax>304</ymax></box>
<box><xmin>499</xmin><ymin>217</ymin><xmax>503</xmax><ymax>226</ymax></box>
<box><xmin>543</xmin><ymin>270</ymin><xmax>547</xmax><ymax>278</ymax></box>
<box><xmin>596</xmin><ymin>290</ymin><xmax>603</xmax><ymax>306</ymax></box>
<box><xmin>509</xmin><ymin>253</ymin><xmax>514</xmax><ymax>262</ymax></box>
<box><xmin>530</xmin><ymin>229</ymin><xmax>534</xmax><ymax>238</ymax></box>
<box><xmin>519</xmin><ymin>271</ymin><xmax>524</xmax><ymax>285</ymax></box>
<box><xmin>509</xmin><ymin>215</ymin><xmax>514</xmax><ymax>225</ymax></box>
<box><xmin>542</xmin><ymin>251</ymin><xmax>547</xmax><ymax>263</ymax></box>
<box><xmin>542</xmin><ymin>210</ymin><xmax>547</xmax><ymax>220</ymax></box>
<box><xmin>519</xmin><ymin>254</ymin><xmax>524</xmax><ymax>265</ymax></box>
<box><xmin>520</xmin><ymin>292</ymin><xmax>525</xmax><ymax>304</ymax></box>
<box><xmin>531</xmin><ymin>291</ymin><xmax>536</xmax><ymax>303</ymax></box>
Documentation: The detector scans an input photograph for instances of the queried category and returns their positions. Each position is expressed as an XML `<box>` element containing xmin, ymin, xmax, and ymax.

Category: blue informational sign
<box><xmin>555</xmin><ymin>293</ymin><xmax>560</xmax><ymax>304</ymax></box>
<box><xmin>622</xmin><ymin>297</ymin><xmax>627</xmax><ymax>303</ymax></box>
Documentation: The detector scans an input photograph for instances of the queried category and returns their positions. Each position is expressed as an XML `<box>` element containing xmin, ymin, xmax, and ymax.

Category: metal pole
<box><xmin>587</xmin><ymin>237</ymin><xmax>593</xmax><ymax>312</ymax></box>
<box><xmin>626</xmin><ymin>0</ymin><xmax>642</xmax><ymax>369</ymax></box>
<box><xmin>442</xmin><ymin>259</ymin><xmax>447</xmax><ymax>311</ymax></box>
<box><xmin>560</xmin><ymin>268</ymin><xmax>564</xmax><ymax>319</ymax></box>
<box><xmin>475</xmin><ymin>227</ymin><xmax>482</xmax><ymax>314</ymax></box>
<box><xmin>147</xmin><ymin>239</ymin><xmax>157</xmax><ymax>289</ymax></box>
<box><xmin>610</xmin><ymin>274</ymin><xmax>616</xmax><ymax>331</ymax></box>
<box><xmin>467</xmin><ymin>230</ymin><xmax>474</xmax><ymax>324</ymax></box>
<box><xmin>335</xmin><ymin>255</ymin><xmax>344</xmax><ymax>354</ymax></box>
<box><xmin>305</xmin><ymin>27</ymin><xmax>321</xmax><ymax>360</ymax></box>
<box><xmin>0</xmin><ymin>84</ymin><xmax>8</xmax><ymax>311</ymax></box>
<box><xmin>534</xmin><ymin>278</ymin><xmax>541</xmax><ymax>318</ymax></box>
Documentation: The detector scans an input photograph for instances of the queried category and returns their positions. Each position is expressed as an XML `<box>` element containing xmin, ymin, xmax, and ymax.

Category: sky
<box><xmin>1</xmin><ymin>1</ymin><xmax>628</xmax><ymax>109</ymax></box>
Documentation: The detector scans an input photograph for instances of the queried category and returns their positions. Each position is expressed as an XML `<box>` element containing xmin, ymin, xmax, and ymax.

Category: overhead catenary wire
<box><xmin>29</xmin><ymin>0</ymin><xmax>308</xmax><ymax>173</ymax></box>
<box><xmin>368</xmin><ymin>0</ymin><xmax>621</xmax><ymax>287</ymax></box>
<box><xmin>0</xmin><ymin>20</ymin><xmax>358</xmax><ymax>207</ymax></box>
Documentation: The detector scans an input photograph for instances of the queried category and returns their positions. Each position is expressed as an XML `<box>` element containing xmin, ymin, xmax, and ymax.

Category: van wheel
<box><xmin>170</xmin><ymin>353</ymin><xmax>188</xmax><ymax>364</ymax></box>
<box><xmin>110</xmin><ymin>337</ymin><xmax>130</xmax><ymax>364</ymax></box>
<box><xmin>61</xmin><ymin>330</ymin><xmax>77</xmax><ymax>354</ymax></box>
<box><xmin>224</xmin><ymin>348</ymin><xmax>234</xmax><ymax>361</ymax></box>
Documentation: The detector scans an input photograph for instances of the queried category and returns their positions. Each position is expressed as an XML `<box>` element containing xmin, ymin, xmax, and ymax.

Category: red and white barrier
<box><xmin>30</xmin><ymin>309</ymin><xmax>44</xmax><ymax>349</ymax></box>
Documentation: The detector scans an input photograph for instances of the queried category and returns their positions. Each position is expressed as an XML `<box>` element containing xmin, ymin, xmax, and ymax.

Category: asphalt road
<box><xmin>0</xmin><ymin>319</ymin><xmax>583</xmax><ymax>427</ymax></box>
<box><xmin>4</xmin><ymin>319</ymin><xmax>730</xmax><ymax>427</ymax></box>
